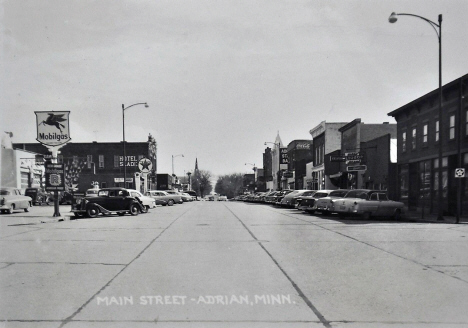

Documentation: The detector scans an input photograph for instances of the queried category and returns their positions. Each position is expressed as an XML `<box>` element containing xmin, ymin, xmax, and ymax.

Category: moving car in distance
<box><xmin>313</xmin><ymin>189</ymin><xmax>350</xmax><ymax>215</ymax></box>
<box><xmin>145</xmin><ymin>190</ymin><xmax>180</xmax><ymax>206</ymax></box>
<box><xmin>179</xmin><ymin>192</ymin><xmax>193</xmax><ymax>202</ymax></box>
<box><xmin>71</xmin><ymin>187</ymin><xmax>145</xmax><ymax>218</ymax></box>
<box><xmin>333</xmin><ymin>189</ymin><xmax>405</xmax><ymax>220</ymax></box>
<box><xmin>218</xmin><ymin>195</ymin><xmax>228</xmax><ymax>201</ymax></box>
<box><xmin>126</xmin><ymin>189</ymin><xmax>156</xmax><ymax>212</ymax></box>
<box><xmin>0</xmin><ymin>187</ymin><xmax>32</xmax><ymax>214</ymax></box>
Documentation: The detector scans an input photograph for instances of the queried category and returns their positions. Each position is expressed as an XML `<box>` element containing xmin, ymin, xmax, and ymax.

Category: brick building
<box><xmin>388</xmin><ymin>73</ymin><xmax>468</xmax><ymax>216</ymax></box>
<box><xmin>13</xmin><ymin>134</ymin><xmax>157</xmax><ymax>193</ymax></box>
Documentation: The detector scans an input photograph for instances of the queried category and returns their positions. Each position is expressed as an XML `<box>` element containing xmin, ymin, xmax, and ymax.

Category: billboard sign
<box><xmin>45</xmin><ymin>163</ymin><xmax>65</xmax><ymax>191</ymax></box>
<box><xmin>35</xmin><ymin>111</ymin><xmax>71</xmax><ymax>146</ymax></box>
<box><xmin>280</xmin><ymin>148</ymin><xmax>289</xmax><ymax>164</ymax></box>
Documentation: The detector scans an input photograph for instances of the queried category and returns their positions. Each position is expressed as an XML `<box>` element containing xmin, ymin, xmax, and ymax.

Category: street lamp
<box><xmin>172</xmin><ymin>154</ymin><xmax>184</xmax><ymax>176</ymax></box>
<box><xmin>388</xmin><ymin>12</ymin><xmax>443</xmax><ymax>220</ymax></box>
<box><xmin>122</xmin><ymin>102</ymin><xmax>149</xmax><ymax>188</ymax></box>
<box><xmin>187</xmin><ymin>171</ymin><xmax>192</xmax><ymax>190</ymax></box>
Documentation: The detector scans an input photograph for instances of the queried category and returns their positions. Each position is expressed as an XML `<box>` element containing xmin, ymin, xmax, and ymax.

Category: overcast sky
<box><xmin>2</xmin><ymin>0</ymin><xmax>468</xmax><ymax>178</ymax></box>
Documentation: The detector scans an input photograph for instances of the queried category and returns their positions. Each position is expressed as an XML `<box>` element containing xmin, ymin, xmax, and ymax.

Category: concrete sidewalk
<box><xmin>403</xmin><ymin>210</ymin><xmax>468</xmax><ymax>224</ymax></box>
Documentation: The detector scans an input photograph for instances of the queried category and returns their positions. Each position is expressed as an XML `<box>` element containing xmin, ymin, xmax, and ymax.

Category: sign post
<box><xmin>35</xmin><ymin>111</ymin><xmax>71</xmax><ymax>217</ymax></box>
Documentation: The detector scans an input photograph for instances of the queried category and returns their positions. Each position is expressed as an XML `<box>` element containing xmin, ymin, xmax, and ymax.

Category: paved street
<box><xmin>1</xmin><ymin>201</ymin><xmax>468</xmax><ymax>328</ymax></box>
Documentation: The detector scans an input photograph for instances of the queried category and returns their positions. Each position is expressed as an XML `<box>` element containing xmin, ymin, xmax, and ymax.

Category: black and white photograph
<box><xmin>1</xmin><ymin>1</ymin><xmax>468</xmax><ymax>327</ymax></box>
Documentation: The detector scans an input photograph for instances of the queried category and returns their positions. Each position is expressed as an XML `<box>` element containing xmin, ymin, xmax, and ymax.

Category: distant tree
<box><xmin>192</xmin><ymin>170</ymin><xmax>212</xmax><ymax>198</ymax></box>
<box><xmin>215</xmin><ymin>173</ymin><xmax>244</xmax><ymax>199</ymax></box>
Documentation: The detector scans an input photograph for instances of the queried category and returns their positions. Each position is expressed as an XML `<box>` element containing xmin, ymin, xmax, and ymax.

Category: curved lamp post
<box><xmin>389</xmin><ymin>12</ymin><xmax>443</xmax><ymax>220</ymax></box>
<box><xmin>122</xmin><ymin>102</ymin><xmax>149</xmax><ymax>188</ymax></box>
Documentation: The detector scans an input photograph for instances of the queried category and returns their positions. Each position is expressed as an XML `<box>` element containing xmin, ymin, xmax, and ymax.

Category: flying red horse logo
<box><xmin>38</xmin><ymin>114</ymin><xmax>67</xmax><ymax>133</ymax></box>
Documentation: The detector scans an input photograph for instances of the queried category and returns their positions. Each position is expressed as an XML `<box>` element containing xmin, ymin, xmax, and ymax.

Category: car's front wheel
<box><xmin>7</xmin><ymin>204</ymin><xmax>14</xmax><ymax>214</ymax></box>
<box><xmin>393</xmin><ymin>209</ymin><xmax>402</xmax><ymax>221</ymax></box>
<box><xmin>86</xmin><ymin>204</ymin><xmax>99</xmax><ymax>218</ymax></box>
<box><xmin>129</xmin><ymin>204</ymin><xmax>139</xmax><ymax>216</ymax></box>
<box><xmin>167</xmin><ymin>199</ymin><xmax>175</xmax><ymax>206</ymax></box>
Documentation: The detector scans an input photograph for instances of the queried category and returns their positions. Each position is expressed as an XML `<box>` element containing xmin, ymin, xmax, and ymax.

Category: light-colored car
<box><xmin>298</xmin><ymin>190</ymin><xmax>333</xmax><ymax>213</ymax></box>
<box><xmin>0</xmin><ymin>187</ymin><xmax>33</xmax><ymax>214</ymax></box>
<box><xmin>145</xmin><ymin>190</ymin><xmax>182</xmax><ymax>206</ymax></box>
<box><xmin>313</xmin><ymin>189</ymin><xmax>350</xmax><ymax>215</ymax></box>
<box><xmin>85</xmin><ymin>188</ymin><xmax>100</xmax><ymax>197</ymax></box>
<box><xmin>127</xmin><ymin>189</ymin><xmax>156</xmax><ymax>212</ymax></box>
<box><xmin>179</xmin><ymin>193</ymin><xmax>193</xmax><ymax>202</ymax></box>
<box><xmin>218</xmin><ymin>195</ymin><xmax>228</xmax><ymax>201</ymax></box>
<box><xmin>165</xmin><ymin>190</ymin><xmax>184</xmax><ymax>204</ymax></box>
<box><xmin>333</xmin><ymin>189</ymin><xmax>405</xmax><ymax>220</ymax></box>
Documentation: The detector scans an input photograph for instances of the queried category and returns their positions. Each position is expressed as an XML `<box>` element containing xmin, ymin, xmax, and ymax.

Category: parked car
<box><xmin>0</xmin><ymin>187</ymin><xmax>32</xmax><ymax>214</ymax></box>
<box><xmin>333</xmin><ymin>189</ymin><xmax>405</xmax><ymax>220</ymax></box>
<box><xmin>85</xmin><ymin>188</ymin><xmax>100</xmax><ymax>197</ymax></box>
<box><xmin>275</xmin><ymin>190</ymin><xmax>293</xmax><ymax>205</ymax></box>
<box><xmin>264</xmin><ymin>191</ymin><xmax>278</xmax><ymax>203</ymax></box>
<box><xmin>299</xmin><ymin>190</ymin><xmax>333</xmax><ymax>213</ymax></box>
<box><xmin>184</xmin><ymin>190</ymin><xmax>198</xmax><ymax>200</ymax></box>
<box><xmin>126</xmin><ymin>189</ymin><xmax>156</xmax><ymax>212</ymax></box>
<box><xmin>71</xmin><ymin>187</ymin><xmax>144</xmax><ymax>218</ymax></box>
<box><xmin>280</xmin><ymin>190</ymin><xmax>309</xmax><ymax>208</ymax></box>
<box><xmin>24</xmin><ymin>187</ymin><xmax>52</xmax><ymax>206</ymax></box>
<box><xmin>165</xmin><ymin>190</ymin><xmax>184</xmax><ymax>204</ymax></box>
<box><xmin>145</xmin><ymin>190</ymin><xmax>181</xmax><ymax>206</ymax></box>
<box><xmin>313</xmin><ymin>189</ymin><xmax>350</xmax><ymax>215</ymax></box>
<box><xmin>294</xmin><ymin>190</ymin><xmax>316</xmax><ymax>209</ymax></box>
<box><xmin>218</xmin><ymin>195</ymin><xmax>228</xmax><ymax>201</ymax></box>
<box><xmin>179</xmin><ymin>192</ymin><xmax>193</xmax><ymax>202</ymax></box>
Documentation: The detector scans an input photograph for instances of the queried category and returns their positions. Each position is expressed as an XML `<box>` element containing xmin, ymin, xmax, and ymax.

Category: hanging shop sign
<box><xmin>280</xmin><ymin>148</ymin><xmax>289</xmax><ymax>164</ymax></box>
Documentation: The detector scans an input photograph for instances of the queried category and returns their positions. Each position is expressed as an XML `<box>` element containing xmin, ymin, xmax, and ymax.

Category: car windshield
<box><xmin>301</xmin><ymin>191</ymin><xmax>315</xmax><ymax>197</ymax></box>
<box><xmin>98</xmin><ymin>190</ymin><xmax>109</xmax><ymax>196</ymax></box>
<box><xmin>314</xmin><ymin>192</ymin><xmax>329</xmax><ymax>198</ymax></box>
<box><xmin>329</xmin><ymin>190</ymin><xmax>348</xmax><ymax>197</ymax></box>
<box><xmin>0</xmin><ymin>190</ymin><xmax>10</xmax><ymax>195</ymax></box>
<box><xmin>87</xmin><ymin>190</ymin><xmax>99</xmax><ymax>195</ymax></box>
<box><xmin>345</xmin><ymin>190</ymin><xmax>369</xmax><ymax>199</ymax></box>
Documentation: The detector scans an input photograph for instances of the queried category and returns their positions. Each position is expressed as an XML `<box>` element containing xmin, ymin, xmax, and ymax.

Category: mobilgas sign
<box><xmin>280</xmin><ymin>148</ymin><xmax>289</xmax><ymax>164</ymax></box>
<box><xmin>35</xmin><ymin>111</ymin><xmax>71</xmax><ymax>146</ymax></box>
<box><xmin>45</xmin><ymin>163</ymin><xmax>65</xmax><ymax>191</ymax></box>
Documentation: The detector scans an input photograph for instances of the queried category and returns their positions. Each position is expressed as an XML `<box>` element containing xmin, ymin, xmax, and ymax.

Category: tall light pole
<box><xmin>187</xmin><ymin>171</ymin><xmax>192</xmax><ymax>190</ymax></box>
<box><xmin>122</xmin><ymin>102</ymin><xmax>149</xmax><ymax>188</ymax></box>
<box><xmin>172</xmin><ymin>154</ymin><xmax>184</xmax><ymax>176</ymax></box>
<box><xmin>389</xmin><ymin>12</ymin><xmax>443</xmax><ymax>220</ymax></box>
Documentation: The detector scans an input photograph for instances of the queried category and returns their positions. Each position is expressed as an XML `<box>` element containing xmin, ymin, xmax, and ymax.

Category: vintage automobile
<box><xmin>85</xmin><ymin>188</ymin><xmax>100</xmax><ymax>197</ymax></box>
<box><xmin>298</xmin><ymin>190</ymin><xmax>332</xmax><ymax>213</ymax></box>
<box><xmin>165</xmin><ymin>190</ymin><xmax>184</xmax><ymax>204</ymax></box>
<box><xmin>0</xmin><ymin>187</ymin><xmax>32</xmax><ymax>214</ymax></box>
<box><xmin>280</xmin><ymin>190</ymin><xmax>309</xmax><ymax>208</ymax></box>
<box><xmin>313</xmin><ymin>189</ymin><xmax>350</xmax><ymax>215</ymax></box>
<box><xmin>126</xmin><ymin>189</ymin><xmax>156</xmax><ymax>212</ymax></box>
<box><xmin>71</xmin><ymin>187</ymin><xmax>145</xmax><ymax>218</ymax></box>
<box><xmin>145</xmin><ymin>190</ymin><xmax>180</xmax><ymax>206</ymax></box>
<box><xmin>24</xmin><ymin>187</ymin><xmax>52</xmax><ymax>206</ymax></box>
<box><xmin>294</xmin><ymin>190</ymin><xmax>316</xmax><ymax>209</ymax></box>
<box><xmin>184</xmin><ymin>190</ymin><xmax>198</xmax><ymax>200</ymax></box>
<box><xmin>332</xmin><ymin>189</ymin><xmax>405</xmax><ymax>220</ymax></box>
<box><xmin>179</xmin><ymin>192</ymin><xmax>193</xmax><ymax>202</ymax></box>
<box><xmin>274</xmin><ymin>190</ymin><xmax>293</xmax><ymax>206</ymax></box>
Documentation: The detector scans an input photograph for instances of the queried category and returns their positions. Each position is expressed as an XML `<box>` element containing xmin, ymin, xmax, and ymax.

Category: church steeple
<box><xmin>195</xmin><ymin>158</ymin><xmax>199</xmax><ymax>172</ymax></box>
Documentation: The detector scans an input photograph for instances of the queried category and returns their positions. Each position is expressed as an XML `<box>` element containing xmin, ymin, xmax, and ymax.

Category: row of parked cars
<box><xmin>72</xmin><ymin>188</ymin><xmax>199</xmax><ymax>218</ymax></box>
<box><xmin>236</xmin><ymin>189</ymin><xmax>405</xmax><ymax>220</ymax></box>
